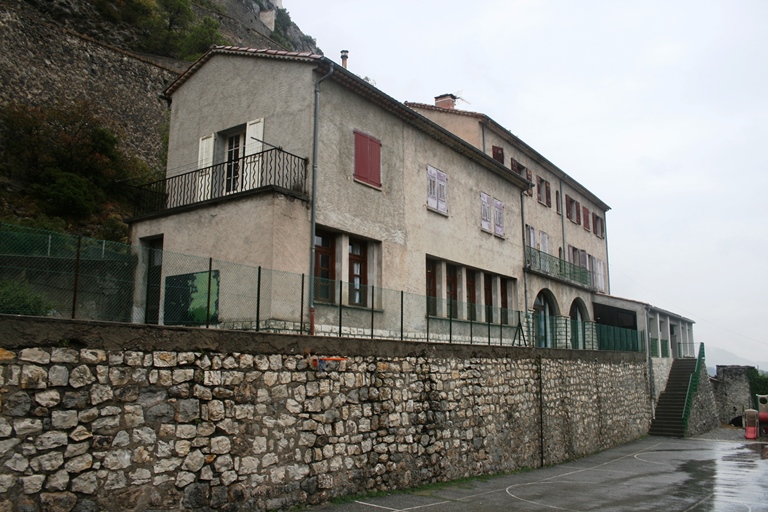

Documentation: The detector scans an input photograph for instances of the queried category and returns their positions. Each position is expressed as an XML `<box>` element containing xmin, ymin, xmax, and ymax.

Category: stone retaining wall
<box><xmin>0</xmin><ymin>316</ymin><xmax>651</xmax><ymax>511</ymax></box>
<box><xmin>712</xmin><ymin>366</ymin><xmax>753</xmax><ymax>424</ymax></box>
<box><xmin>685</xmin><ymin>359</ymin><xmax>720</xmax><ymax>437</ymax></box>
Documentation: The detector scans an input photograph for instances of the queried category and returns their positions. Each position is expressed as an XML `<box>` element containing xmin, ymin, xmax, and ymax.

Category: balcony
<box><xmin>525</xmin><ymin>246</ymin><xmax>593</xmax><ymax>289</ymax></box>
<box><xmin>132</xmin><ymin>148</ymin><xmax>308</xmax><ymax>217</ymax></box>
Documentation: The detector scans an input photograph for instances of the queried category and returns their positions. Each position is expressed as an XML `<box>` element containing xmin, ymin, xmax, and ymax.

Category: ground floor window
<box><xmin>348</xmin><ymin>238</ymin><xmax>367</xmax><ymax>306</ymax></box>
<box><xmin>314</xmin><ymin>231</ymin><xmax>336</xmax><ymax>302</ymax></box>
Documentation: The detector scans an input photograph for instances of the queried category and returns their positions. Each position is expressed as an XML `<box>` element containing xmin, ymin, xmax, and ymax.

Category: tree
<box><xmin>181</xmin><ymin>16</ymin><xmax>226</xmax><ymax>60</ymax></box>
<box><xmin>0</xmin><ymin>102</ymin><xmax>155</xmax><ymax>227</ymax></box>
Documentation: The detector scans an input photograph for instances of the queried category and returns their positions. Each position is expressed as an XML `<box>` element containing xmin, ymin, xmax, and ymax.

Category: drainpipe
<box><xmin>646</xmin><ymin>303</ymin><xmax>656</xmax><ymax>419</ymax></box>
<box><xmin>559</xmin><ymin>179</ymin><xmax>566</xmax><ymax>259</ymax></box>
<box><xmin>308</xmin><ymin>62</ymin><xmax>334</xmax><ymax>335</ymax></box>
<box><xmin>603</xmin><ymin>214</ymin><xmax>610</xmax><ymax>295</ymax></box>
<box><xmin>481</xmin><ymin>123</ymin><xmax>487</xmax><ymax>154</ymax></box>
<box><xmin>521</xmin><ymin>187</ymin><xmax>531</xmax><ymax>316</ymax></box>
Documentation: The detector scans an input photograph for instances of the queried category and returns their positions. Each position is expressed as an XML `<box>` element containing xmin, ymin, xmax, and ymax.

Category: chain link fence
<box><xmin>0</xmin><ymin>222</ymin><xmax>643</xmax><ymax>351</ymax></box>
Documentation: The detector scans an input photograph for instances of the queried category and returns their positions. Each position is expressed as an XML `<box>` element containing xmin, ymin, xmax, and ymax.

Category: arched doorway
<box><xmin>569</xmin><ymin>299</ymin><xmax>589</xmax><ymax>349</ymax></box>
<box><xmin>533</xmin><ymin>290</ymin><xmax>558</xmax><ymax>348</ymax></box>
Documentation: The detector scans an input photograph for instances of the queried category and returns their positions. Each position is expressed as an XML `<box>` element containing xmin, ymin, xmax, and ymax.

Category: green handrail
<box><xmin>681</xmin><ymin>342</ymin><xmax>705</xmax><ymax>435</ymax></box>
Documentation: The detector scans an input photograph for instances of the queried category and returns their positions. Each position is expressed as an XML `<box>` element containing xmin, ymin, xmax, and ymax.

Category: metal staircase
<box><xmin>649</xmin><ymin>358</ymin><xmax>698</xmax><ymax>437</ymax></box>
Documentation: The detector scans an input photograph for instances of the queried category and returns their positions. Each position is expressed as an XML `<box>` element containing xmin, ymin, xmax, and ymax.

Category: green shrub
<box><xmin>0</xmin><ymin>280</ymin><xmax>53</xmax><ymax>316</ymax></box>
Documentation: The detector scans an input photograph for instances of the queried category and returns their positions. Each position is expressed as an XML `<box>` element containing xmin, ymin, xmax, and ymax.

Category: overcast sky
<box><xmin>287</xmin><ymin>0</ymin><xmax>768</xmax><ymax>365</ymax></box>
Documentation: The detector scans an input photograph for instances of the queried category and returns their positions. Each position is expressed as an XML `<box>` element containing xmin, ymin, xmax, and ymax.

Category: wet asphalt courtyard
<box><xmin>310</xmin><ymin>435</ymin><xmax>768</xmax><ymax>512</ymax></box>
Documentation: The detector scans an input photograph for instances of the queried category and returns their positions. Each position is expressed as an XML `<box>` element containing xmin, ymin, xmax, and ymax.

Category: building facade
<box><xmin>128</xmin><ymin>47</ymin><xmax>689</xmax><ymax>357</ymax></box>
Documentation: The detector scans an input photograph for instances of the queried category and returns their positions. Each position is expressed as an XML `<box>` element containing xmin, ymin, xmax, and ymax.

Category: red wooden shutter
<box><xmin>536</xmin><ymin>177</ymin><xmax>542</xmax><ymax>202</ymax></box>
<box><xmin>354</xmin><ymin>131</ymin><xmax>381</xmax><ymax>187</ymax></box>
<box><xmin>575</xmin><ymin>201</ymin><xmax>581</xmax><ymax>224</ymax></box>
<box><xmin>583</xmin><ymin>206</ymin><xmax>590</xmax><ymax>230</ymax></box>
<box><xmin>526</xmin><ymin>170</ymin><xmax>533</xmax><ymax>196</ymax></box>
<box><xmin>354</xmin><ymin>131</ymin><xmax>368</xmax><ymax>183</ymax></box>
<box><xmin>545</xmin><ymin>182</ymin><xmax>551</xmax><ymax>207</ymax></box>
<box><xmin>565</xmin><ymin>195</ymin><xmax>572</xmax><ymax>220</ymax></box>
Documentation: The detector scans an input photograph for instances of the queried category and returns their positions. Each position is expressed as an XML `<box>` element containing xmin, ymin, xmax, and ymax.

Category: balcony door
<box><xmin>224</xmin><ymin>133</ymin><xmax>243</xmax><ymax>194</ymax></box>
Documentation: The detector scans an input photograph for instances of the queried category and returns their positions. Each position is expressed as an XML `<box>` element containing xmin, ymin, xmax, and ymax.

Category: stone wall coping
<box><xmin>0</xmin><ymin>315</ymin><xmax>645</xmax><ymax>363</ymax></box>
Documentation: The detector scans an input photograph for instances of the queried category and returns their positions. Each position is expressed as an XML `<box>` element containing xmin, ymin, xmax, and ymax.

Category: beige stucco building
<box><xmin>408</xmin><ymin>95</ymin><xmax>612</xmax><ymax>349</ymax></box>
<box><xmin>128</xmin><ymin>47</ymin><xmax>690</xmax><ymax>356</ymax></box>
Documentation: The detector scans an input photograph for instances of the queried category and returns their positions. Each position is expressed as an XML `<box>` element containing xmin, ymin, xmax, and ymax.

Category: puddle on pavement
<box><xmin>676</xmin><ymin>443</ymin><xmax>768</xmax><ymax>510</ymax></box>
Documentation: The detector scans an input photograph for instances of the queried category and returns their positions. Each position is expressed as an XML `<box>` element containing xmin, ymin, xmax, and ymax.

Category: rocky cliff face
<box><xmin>18</xmin><ymin>0</ymin><xmax>320</xmax><ymax>56</ymax></box>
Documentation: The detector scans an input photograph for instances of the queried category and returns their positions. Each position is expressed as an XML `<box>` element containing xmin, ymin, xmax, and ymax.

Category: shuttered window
<box><xmin>492</xmin><ymin>146</ymin><xmax>504</xmax><ymax>163</ymax></box>
<box><xmin>566</xmin><ymin>195</ymin><xmax>581</xmax><ymax>224</ymax></box>
<box><xmin>537</xmin><ymin>177</ymin><xmax>552</xmax><ymax>207</ymax></box>
<box><xmin>480</xmin><ymin>192</ymin><xmax>492</xmax><ymax>232</ymax></box>
<box><xmin>593</xmin><ymin>214</ymin><xmax>605</xmax><ymax>238</ymax></box>
<box><xmin>583</xmin><ymin>206</ymin><xmax>590</xmax><ymax>231</ymax></box>
<box><xmin>354</xmin><ymin>131</ymin><xmax>381</xmax><ymax>187</ymax></box>
<box><xmin>427</xmin><ymin>165</ymin><xmax>447</xmax><ymax>214</ymax></box>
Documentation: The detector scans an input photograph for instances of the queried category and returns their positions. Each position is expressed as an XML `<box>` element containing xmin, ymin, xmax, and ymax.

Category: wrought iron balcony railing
<box><xmin>525</xmin><ymin>246</ymin><xmax>593</xmax><ymax>288</ymax></box>
<box><xmin>132</xmin><ymin>148</ymin><xmax>308</xmax><ymax>217</ymax></box>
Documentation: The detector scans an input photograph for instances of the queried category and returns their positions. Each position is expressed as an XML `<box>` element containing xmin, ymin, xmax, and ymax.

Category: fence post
<box><xmin>338</xmin><ymin>280</ymin><xmax>343</xmax><ymax>337</ymax></box>
<box><xmin>300</xmin><ymin>274</ymin><xmax>305</xmax><ymax>335</ymax></box>
<box><xmin>448</xmin><ymin>299</ymin><xmax>453</xmax><ymax>344</ymax></box>
<box><xmin>400</xmin><ymin>291</ymin><xmax>404</xmax><ymax>341</ymax></box>
<box><xmin>256</xmin><ymin>266</ymin><xmax>261</xmax><ymax>332</ymax></box>
<box><xmin>426</xmin><ymin>296</ymin><xmax>430</xmax><ymax>344</ymax></box>
<box><xmin>71</xmin><ymin>236</ymin><xmax>82</xmax><ymax>319</ymax></box>
<box><xmin>469</xmin><ymin>313</ymin><xmax>473</xmax><ymax>345</ymax></box>
<box><xmin>205</xmin><ymin>257</ymin><xmax>213</xmax><ymax>329</ymax></box>
<box><xmin>369</xmin><ymin>285</ymin><xmax>375</xmax><ymax>339</ymax></box>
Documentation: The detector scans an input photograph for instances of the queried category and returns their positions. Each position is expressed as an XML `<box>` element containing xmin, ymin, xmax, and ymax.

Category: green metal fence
<box><xmin>525</xmin><ymin>246</ymin><xmax>593</xmax><ymax>288</ymax></box>
<box><xmin>682</xmin><ymin>342</ymin><xmax>705</xmax><ymax>435</ymax></box>
<box><xmin>0</xmin><ymin>223</ymin><xmax>644</xmax><ymax>352</ymax></box>
<box><xmin>649</xmin><ymin>337</ymin><xmax>659</xmax><ymax>357</ymax></box>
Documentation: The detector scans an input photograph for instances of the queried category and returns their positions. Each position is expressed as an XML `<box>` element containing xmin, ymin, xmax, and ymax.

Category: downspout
<box><xmin>603</xmin><ymin>214</ymin><xmax>610</xmax><ymax>295</ymax></box>
<box><xmin>481</xmin><ymin>123</ymin><xmax>487</xmax><ymax>154</ymax></box>
<box><xmin>559</xmin><ymin>179</ymin><xmax>566</xmax><ymax>260</ymax></box>
<box><xmin>521</xmin><ymin>187</ymin><xmax>531</xmax><ymax>315</ymax></box>
<box><xmin>308</xmin><ymin>62</ymin><xmax>334</xmax><ymax>335</ymax></box>
<box><xmin>646</xmin><ymin>303</ymin><xmax>656</xmax><ymax>419</ymax></box>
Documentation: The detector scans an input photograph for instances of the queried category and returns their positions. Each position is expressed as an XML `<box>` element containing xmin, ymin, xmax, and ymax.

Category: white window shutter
<box><xmin>540</xmin><ymin>232</ymin><xmax>549</xmax><ymax>253</ymax></box>
<box><xmin>245</xmin><ymin>119</ymin><xmax>264</xmax><ymax>188</ymax></box>
<box><xmin>245</xmin><ymin>119</ymin><xmax>264</xmax><ymax>156</ymax></box>
<box><xmin>198</xmin><ymin>134</ymin><xmax>214</xmax><ymax>169</ymax></box>
<box><xmin>196</xmin><ymin>134</ymin><xmax>215</xmax><ymax>202</ymax></box>
<box><xmin>437</xmin><ymin>170</ymin><xmax>447</xmax><ymax>213</ymax></box>
<box><xmin>493</xmin><ymin>199</ymin><xmax>504</xmax><ymax>236</ymax></box>
<box><xmin>427</xmin><ymin>166</ymin><xmax>438</xmax><ymax>210</ymax></box>
<box><xmin>480</xmin><ymin>192</ymin><xmax>491</xmax><ymax>232</ymax></box>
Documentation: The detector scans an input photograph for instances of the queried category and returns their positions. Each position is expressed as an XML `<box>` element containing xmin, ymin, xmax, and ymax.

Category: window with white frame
<box><xmin>493</xmin><ymin>198</ymin><xmax>504</xmax><ymax>237</ymax></box>
<box><xmin>526</xmin><ymin>224</ymin><xmax>536</xmax><ymax>247</ymax></box>
<box><xmin>480</xmin><ymin>192</ymin><xmax>492</xmax><ymax>232</ymax></box>
<box><xmin>427</xmin><ymin>165</ymin><xmax>447</xmax><ymax>214</ymax></box>
<box><xmin>196</xmin><ymin>118</ymin><xmax>264</xmax><ymax>201</ymax></box>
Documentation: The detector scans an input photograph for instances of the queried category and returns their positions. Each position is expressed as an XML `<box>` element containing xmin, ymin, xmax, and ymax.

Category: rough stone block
<box><xmin>19</xmin><ymin>348</ymin><xmax>50</xmax><ymax>364</ymax></box>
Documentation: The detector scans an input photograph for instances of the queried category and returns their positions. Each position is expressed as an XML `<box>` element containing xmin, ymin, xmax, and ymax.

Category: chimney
<box><xmin>340</xmin><ymin>50</ymin><xmax>349</xmax><ymax>69</ymax></box>
<box><xmin>435</xmin><ymin>93</ymin><xmax>457</xmax><ymax>110</ymax></box>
